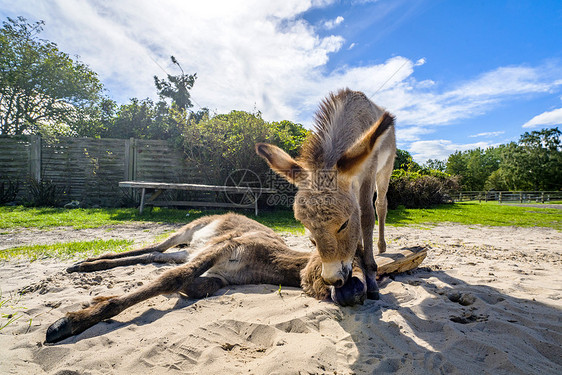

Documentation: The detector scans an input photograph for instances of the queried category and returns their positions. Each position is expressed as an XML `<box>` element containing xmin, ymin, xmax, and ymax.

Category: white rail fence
<box><xmin>451</xmin><ymin>191</ymin><xmax>562</xmax><ymax>204</ymax></box>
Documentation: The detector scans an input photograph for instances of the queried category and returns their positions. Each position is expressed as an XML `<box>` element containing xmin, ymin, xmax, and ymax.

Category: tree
<box><xmin>269</xmin><ymin>119</ymin><xmax>309</xmax><ymax>157</ymax></box>
<box><xmin>153</xmin><ymin>56</ymin><xmax>196</xmax><ymax>111</ymax></box>
<box><xmin>0</xmin><ymin>17</ymin><xmax>103</xmax><ymax>135</ymax></box>
<box><xmin>445</xmin><ymin>148</ymin><xmax>500</xmax><ymax>190</ymax></box>
<box><xmin>394</xmin><ymin>149</ymin><xmax>421</xmax><ymax>171</ymax></box>
<box><xmin>182</xmin><ymin>111</ymin><xmax>308</xmax><ymax>185</ymax></box>
<box><xmin>72</xmin><ymin>97</ymin><xmax>117</xmax><ymax>138</ymax></box>
<box><xmin>500</xmin><ymin>128</ymin><xmax>561</xmax><ymax>190</ymax></box>
<box><xmin>424</xmin><ymin>159</ymin><xmax>446</xmax><ymax>172</ymax></box>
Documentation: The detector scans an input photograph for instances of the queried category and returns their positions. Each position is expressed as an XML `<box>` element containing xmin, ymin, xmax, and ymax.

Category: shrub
<box><xmin>182</xmin><ymin>110</ymin><xmax>307</xmax><ymax>189</ymax></box>
<box><xmin>27</xmin><ymin>179</ymin><xmax>65</xmax><ymax>207</ymax></box>
<box><xmin>386</xmin><ymin>172</ymin><xmax>460</xmax><ymax>209</ymax></box>
<box><xmin>0</xmin><ymin>179</ymin><xmax>19</xmax><ymax>204</ymax></box>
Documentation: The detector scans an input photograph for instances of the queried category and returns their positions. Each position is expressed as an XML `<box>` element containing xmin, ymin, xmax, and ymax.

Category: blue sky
<box><xmin>1</xmin><ymin>0</ymin><xmax>561</xmax><ymax>162</ymax></box>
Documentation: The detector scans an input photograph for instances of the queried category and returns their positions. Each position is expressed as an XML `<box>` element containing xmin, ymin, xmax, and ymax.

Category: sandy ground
<box><xmin>0</xmin><ymin>222</ymin><xmax>561</xmax><ymax>375</ymax></box>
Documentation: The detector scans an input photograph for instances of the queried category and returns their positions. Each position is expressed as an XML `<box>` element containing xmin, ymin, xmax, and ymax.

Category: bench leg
<box><xmin>139</xmin><ymin>188</ymin><xmax>146</xmax><ymax>214</ymax></box>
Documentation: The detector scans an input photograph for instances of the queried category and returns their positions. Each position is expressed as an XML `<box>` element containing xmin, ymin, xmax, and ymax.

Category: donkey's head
<box><xmin>256</xmin><ymin>112</ymin><xmax>394</xmax><ymax>287</ymax></box>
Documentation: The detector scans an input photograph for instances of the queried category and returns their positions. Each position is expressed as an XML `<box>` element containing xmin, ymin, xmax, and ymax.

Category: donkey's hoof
<box><xmin>46</xmin><ymin>317</ymin><xmax>73</xmax><ymax>343</ymax></box>
<box><xmin>366</xmin><ymin>274</ymin><xmax>380</xmax><ymax>300</ymax></box>
<box><xmin>66</xmin><ymin>265</ymin><xmax>80</xmax><ymax>273</ymax></box>
<box><xmin>331</xmin><ymin>276</ymin><xmax>366</xmax><ymax>306</ymax></box>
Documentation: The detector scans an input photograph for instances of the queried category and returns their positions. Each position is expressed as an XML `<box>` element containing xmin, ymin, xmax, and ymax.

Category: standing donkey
<box><xmin>256</xmin><ymin>88</ymin><xmax>396</xmax><ymax>300</ymax></box>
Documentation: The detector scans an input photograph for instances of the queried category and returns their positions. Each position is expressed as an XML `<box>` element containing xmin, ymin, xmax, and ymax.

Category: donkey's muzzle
<box><xmin>321</xmin><ymin>264</ymin><xmax>352</xmax><ymax>288</ymax></box>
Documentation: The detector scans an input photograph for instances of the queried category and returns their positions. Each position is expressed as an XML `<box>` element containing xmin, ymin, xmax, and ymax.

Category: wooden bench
<box><xmin>119</xmin><ymin>181</ymin><xmax>277</xmax><ymax>215</ymax></box>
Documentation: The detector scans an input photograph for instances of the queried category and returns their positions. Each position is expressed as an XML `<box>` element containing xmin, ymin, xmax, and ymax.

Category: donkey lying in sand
<box><xmin>256</xmin><ymin>88</ymin><xmax>396</xmax><ymax>300</ymax></box>
<box><xmin>46</xmin><ymin>214</ymin><xmax>369</xmax><ymax>343</ymax></box>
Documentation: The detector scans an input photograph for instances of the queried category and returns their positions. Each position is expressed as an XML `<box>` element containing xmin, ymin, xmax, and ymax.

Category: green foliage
<box><xmin>72</xmin><ymin>97</ymin><xmax>117</xmax><ymax>138</ymax></box>
<box><xmin>389</xmin><ymin>149</ymin><xmax>458</xmax><ymax>208</ymax></box>
<box><xmin>499</xmin><ymin>128</ymin><xmax>561</xmax><ymax>190</ymax></box>
<box><xmin>183</xmin><ymin>110</ymin><xmax>307</xmax><ymax>185</ymax></box>
<box><xmin>394</xmin><ymin>149</ymin><xmax>421</xmax><ymax>171</ymax></box>
<box><xmin>0</xmin><ymin>17</ymin><xmax>103</xmax><ymax>136</ymax></box>
<box><xmin>387</xmin><ymin>171</ymin><xmax>460</xmax><ymax>209</ymax></box>
<box><xmin>446</xmin><ymin>147</ymin><xmax>502</xmax><ymax>190</ymax></box>
<box><xmin>154</xmin><ymin>56</ymin><xmax>196</xmax><ymax>111</ymax></box>
<box><xmin>27</xmin><ymin>179</ymin><xmax>65</xmax><ymax>207</ymax></box>
<box><xmin>484</xmin><ymin>168</ymin><xmax>509</xmax><ymax>191</ymax></box>
<box><xmin>0</xmin><ymin>179</ymin><xmax>19</xmax><ymax>204</ymax></box>
<box><xmin>96</xmin><ymin>56</ymin><xmax>202</xmax><ymax>141</ymax></box>
<box><xmin>444</xmin><ymin>128</ymin><xmax>561</xmax><ymax>191</ymax></box>
<box><xmin>423</xmin><ymin>158</ymin><xmax>446</xmax><ymax>172</ymax></box>
<box><xmin>269</xmin><ymin>120</ymin><xmax>309</xmax><ymax>157</ymax></box>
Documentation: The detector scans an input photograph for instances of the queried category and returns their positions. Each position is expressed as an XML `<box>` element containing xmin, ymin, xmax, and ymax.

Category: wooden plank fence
<box><xmin>0</xmin><ymin>135</ymin><xmax>204</xmax><ymax>207</ymax></box>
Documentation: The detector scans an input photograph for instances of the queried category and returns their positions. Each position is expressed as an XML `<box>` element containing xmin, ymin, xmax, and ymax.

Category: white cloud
<box><xmin>380</xmin><ymin>65</ymin><xmax>562</xmax><ymax>127</ymax></box>
<box><xmin>469</xmin><ymin>131</ymin><xmax>505</xmax><ymax>138</ymax></box>
<box><xmin>414</xmin><ymin>58</ymin><xmax>426</xmax><ymax>66</ymax></box>
<box><xmin>2</xmin><ymin>0</ymin><xmax>351</xmax><ymax>122</ymax></box>
<box><xmin>348</xmin><ymin>42</ymin><xmax>357</xmax><ymax>50</ymax></box>
<box><xmin>396</xmin><ymin>126</ymin><xmax>435</xmax><ymax>142</ymax></box>
<box><xmin>409</xmin><ymin>140</ymin><xmax>491</xmax><ymax>163</ymax></box>
<box><xmin>324</xmin><ymin>16</ymin><xmax>344</xmax><ymax>29</ymax></box>
<box><xmin>1</xmin><ymin>0</ymin><xmax>561</xmax><ymax>134</ymax></box>
<box><xmin>522</xmin><ymin>107</ymin><xmax>562</xmax><ymax>128</ymax></box>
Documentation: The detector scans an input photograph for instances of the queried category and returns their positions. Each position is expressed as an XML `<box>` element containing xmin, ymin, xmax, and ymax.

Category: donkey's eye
<box><xmin>310</xmin><ymin>238</ymin><xmax>316</xmax><ymax>246</ymax></box>
<box><xmin>337</xmin><ymin>219</ymin><xmax>349</xmax><ymax>233</ymax></box>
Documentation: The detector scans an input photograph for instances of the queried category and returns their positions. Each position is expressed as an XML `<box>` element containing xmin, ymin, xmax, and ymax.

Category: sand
<box><xmin>1</xmin><ymin>223</ymin><xmax>561</xmax><ymax>374</ymax></box>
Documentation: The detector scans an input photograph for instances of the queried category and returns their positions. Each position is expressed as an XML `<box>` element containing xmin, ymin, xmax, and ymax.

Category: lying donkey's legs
<box><xmin>67</xmin><ymin>251</ymin><xmax>189</xmax><ymax>273</ymax></box>
<box><xmin>67</xmin><ymin>217</ymin><xmax>215</xmax><ymax>273</ymax></box>
<box><xmin>46</xmin><ymin>241</ymin><xmax>228</xmax><ymax>343</ymax></box>
<box><xmin>180</xmin><ymin>276</ymin><xmax>225</xmax><ymax>299</ymax></box>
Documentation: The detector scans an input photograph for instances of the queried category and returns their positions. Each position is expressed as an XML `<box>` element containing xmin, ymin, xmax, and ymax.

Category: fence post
<box><xmin>29</xmin><ymin>135</ymin><xmax>42</xmax><ymax>182</ymax></box>
<box><xmin>541</xmin><ymin>192</ymin><xmax>544</xmax><ymax>204</ymax></box>
<box><xmin>499</xmin><ymin>192</ymin><xmax>503</xmax><ymax>204</ymax></box>
<box><xmin>124</xmin><ymin>138</ymin><xmax>136</xmax><ymax>181</ymax></box>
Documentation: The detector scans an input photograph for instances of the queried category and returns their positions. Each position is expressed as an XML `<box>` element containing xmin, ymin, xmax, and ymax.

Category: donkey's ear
<box><xmin>256</xmin><ymin>143</ymin><xmax>306</xmax><ymax>185</ymax></box>
<box><xmin>336</xmin><ymin>112</ymin><xmax>394</xmax><ymax>177</ymax></box>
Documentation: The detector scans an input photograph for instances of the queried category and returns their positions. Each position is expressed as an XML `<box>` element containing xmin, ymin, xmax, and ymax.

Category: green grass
<box><xmin>0</xmin><ymin>206</ymin><xmax>304</xmax><ymax>232</ymax></box>
<box><xmin>0</xmin><ymin>289</ymin><xmax>29</xmax><ymax>332</ymax></box>
<box><xmin>0</xmin><ymin>201</ymin><xmax>559</xmax><ymax>234</ymax></box>
<box><xmin>0</xmin><ymin>239</ymin><xmax>133</xmax><ymax>261</ymax></box>
<box><xmin>387</xmin><ymin>201</ymin><xmax>561</xmax><ymax>229</ymax></box>
<box><xmin>0</xmin><ymin>202</ymin><xmax>559</xmax><ymax>261</ymax></box>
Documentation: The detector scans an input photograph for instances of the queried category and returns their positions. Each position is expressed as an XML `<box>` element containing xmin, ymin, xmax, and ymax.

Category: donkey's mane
<box><xmin>299</xmin><ymin>88</ymin><xmax>377</xmax><ymax>170</ymax></box>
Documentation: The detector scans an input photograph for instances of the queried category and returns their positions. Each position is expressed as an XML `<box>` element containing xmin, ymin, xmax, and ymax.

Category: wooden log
<box><xmin>375</xmin><ymin>246</ymin><xmax>428</xmax><ymax>276</ymax></box>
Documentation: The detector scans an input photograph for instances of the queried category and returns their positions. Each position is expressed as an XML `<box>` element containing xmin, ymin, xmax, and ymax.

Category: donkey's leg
<box><xmin>331</xmin><ymin>255</ymin><xmax>367</xmax><ymax>306</ymax></box>
<box><xmin>84</xmin><ymin>217</ymin><xmax>215</xmax><ymax>262</ymax></box>
<box><xmin>67</xmin><ymin>218</ymin><xmax>215</xmax><ymax>273</ymax></box>
<box><xmin>67</xmin><ymin>251</ymin><xmax>189</xmax><ymax>273</ymax></box>
<box><xmin>359</xmin><ymin>181</ymin><xmax>379</xmax><ymax>300</ymax></box>
<box><xmin>374</xmin><ymin>164</ymin><xmax>393</xmax><ymax>255</ymax></box>
<box><xmin>180</xmin><ymin>276</ymin><xmax>225</xmax><ymax>299</ymax></box>
<box><xmin>46</xmin><ymin>242</ymin><xmax>228</xmax><ymax>343</ymax></box>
